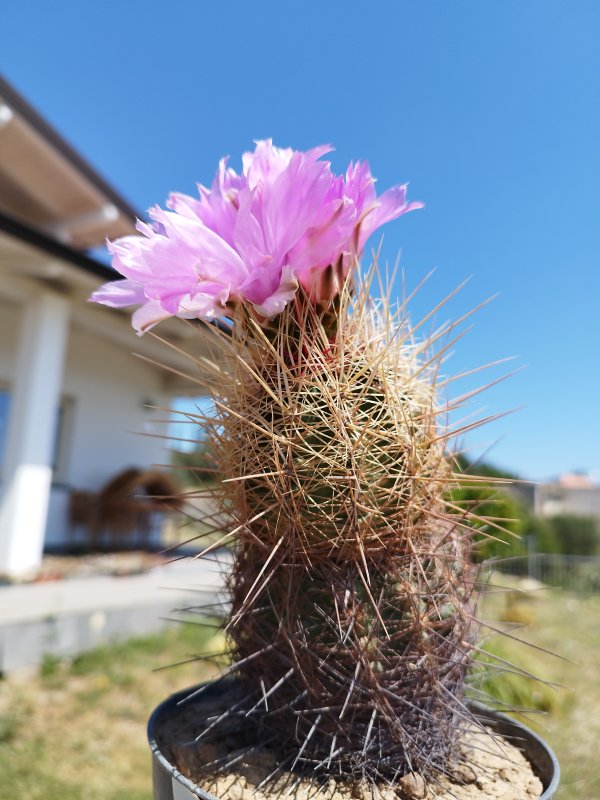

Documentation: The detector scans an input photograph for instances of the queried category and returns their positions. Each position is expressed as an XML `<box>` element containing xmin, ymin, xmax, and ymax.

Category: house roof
<box><xmin>0</xmin><ymin>77</ymin><xmax>217</xmax><ymax>393</ymax></box>
<box><xmin>0</xmin><ymin>208</ymin><xmax>116</xmax><ymax>281</ymax></box>
<box><xmin>0</xmin><ymin>75</ymin><xmax>139</xmax><ymax>249</ymax></box>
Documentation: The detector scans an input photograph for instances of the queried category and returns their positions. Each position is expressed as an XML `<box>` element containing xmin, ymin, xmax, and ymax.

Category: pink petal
<box><xmin>89</xmin><ymin>279</ymin><xmax>147</xmax><ymax>307</ymax></box>
<box><xmin>251</xmin><ymin>266</ymin><xmax>299</xmax><ymax>318</ymax></box>
<box><xmin>288</xmin><ymin>198</ymin><xmax>355</xmax><ymax>276</ymax></box>
<box><xmin>240</xmin><ymin>261</ymin><xmax>282</xmax><ymax>307</ymax></box>
<box><xmin>166</xmin><ymin>191</ymin><xmax>203</xmax><ymax>219</ymax></box>
<box><xmin>357</xmin><ymin>184</ymin><xmax>424</xmax><ymax>252</ymax></box>
<box><xmin>212</xmin><ymin>156</ymin><xmax>244</xmax><ymax>195</ymax></box>
<box><xmin>344</xmin><ymin>160</ymin><xmax>376</xmax><ymax>218</ymax></box>
<box><xmin>261</xmin><ymin>152</ymin><xmax>334</xmax><ymax>257</ymax></box>
<box><xmin>147</xmin><ymin>206</ymin><xmax>248</xmax><ymax>283</ymax></box>
<box><xmin>132</xmin><ymin>300</ymin><xmax>173</xmax><ymax>334</ymax></box>
<box><xmin>177</xmin><ymin>284</ymin><xmax>231</xmax><ymax>319</ymax></box>
<box><xmin>243</xmin><ymin>139</ymin><xmax>295</xmax><ymax>188</ymax></box>
<box><xmin>233</xmin><ymin>187</ymin><xmax>268</xmax><ymax>269</ymax></box>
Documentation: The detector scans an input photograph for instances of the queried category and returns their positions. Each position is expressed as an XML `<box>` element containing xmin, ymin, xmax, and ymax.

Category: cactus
<box><xmin>91</xmin><ymin>141</ymin><xmax>504</xmax><ymax>790</ymax></box>
<box><xmin>189</xmin><ymin>272</ymin><xmax>480</xmax><ymax>785</ymax></box>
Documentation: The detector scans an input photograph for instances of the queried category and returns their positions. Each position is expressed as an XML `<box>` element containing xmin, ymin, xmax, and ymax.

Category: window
<box><xmin>0</xmin><ymin>386</ymin><xmax>73</xmax><ymax>482</ymax></box>
<box><xmin>0</xmin><ymin>387</ymin><xmax>10</xmax><ymax>465</ymax></box>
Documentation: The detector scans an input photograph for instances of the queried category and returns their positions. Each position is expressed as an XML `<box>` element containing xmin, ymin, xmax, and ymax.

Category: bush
<box><xmin>521</xmin><ymin>514</ymin><xmax>560</xmax><ymax>554</ymax></box>
<box><xmin>547</xmin><ymin>514</ymin><xmax>599</xmax><ymax>556</ymax></box>
<box><xmin>451</xmin><ymin>458</ymin><xmax>526</xmax><ymax>561</ymax></box>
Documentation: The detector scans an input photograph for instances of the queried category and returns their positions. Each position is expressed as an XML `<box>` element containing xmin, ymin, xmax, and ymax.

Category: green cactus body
<box><xmin>201</xmin><ymin>282</ymin><xmax>478</xmax><ymax>784</ymax></box>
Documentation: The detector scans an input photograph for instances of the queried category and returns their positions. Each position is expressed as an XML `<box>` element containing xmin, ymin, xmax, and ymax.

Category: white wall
<box><xmin>44</xmin><ymin>324</ymin><xmax>172</xmax><ymax>544</ymax></box>
<box><xmin>62</xmin><ymin>324</ymin><xmax>170</xmax><ymax>488</ymax></box>
<box><xmin>0</xmin><ymin>298</ymin><xmax>174</xmax><ymax>547</ymax></box>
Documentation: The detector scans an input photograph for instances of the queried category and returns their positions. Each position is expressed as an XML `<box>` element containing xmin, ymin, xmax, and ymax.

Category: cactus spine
<box><xmin>195</xmin><ymin>271</ymin><xmax>479</xmax><ymax>785</ymax></box>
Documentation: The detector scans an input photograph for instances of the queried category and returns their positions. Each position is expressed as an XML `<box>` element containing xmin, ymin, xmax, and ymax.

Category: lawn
<box><xmin>0</xmin><ymin>586</ymin><xmax>596</xmax><ymax>799</ymax></box>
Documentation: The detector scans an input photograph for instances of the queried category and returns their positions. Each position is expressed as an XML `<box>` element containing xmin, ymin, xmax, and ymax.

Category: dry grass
<box><xmin>0</xmin><ymin>623</ymin><xmax>222</xmax><ymax>800</ymax></box>
<box><xmin>481</xmin><ymin>582</ymin><xmax>600</xmax><ymax>800</ymax></box>
<box><xmin>521</xmin><ymin>593</ymin><xmax>600</xmax><ymax>800</ymax></box>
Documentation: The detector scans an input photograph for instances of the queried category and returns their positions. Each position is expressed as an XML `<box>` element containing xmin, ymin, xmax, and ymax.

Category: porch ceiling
<box><xmin>0</xmin><ymin>76</ymin><xmax>138</xmax><ymax>249</ymax></box>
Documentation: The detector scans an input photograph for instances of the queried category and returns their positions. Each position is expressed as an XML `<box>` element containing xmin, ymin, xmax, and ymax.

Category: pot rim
<box><xmin>469</xmin><ymin>701</ymin><xmax>560</xmax><ymax>799</ymax></box>
<box><xmin>148</xmin><ymin>681</ymin><xmax>560</xmax><ymax>800</ymax></box>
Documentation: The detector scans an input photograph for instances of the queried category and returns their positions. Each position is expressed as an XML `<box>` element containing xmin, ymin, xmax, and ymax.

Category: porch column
<box><xmin>0</xmin><ymin>291</ymin><xmax>70</xmax><ymax>577</ymax></box>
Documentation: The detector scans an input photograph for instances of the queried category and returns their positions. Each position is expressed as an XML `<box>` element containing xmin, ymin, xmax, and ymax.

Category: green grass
<box><xmin>0</xmin><ymin>589</ymin><xmax>595</xmax><ymax>799</ymax></box>
<box><xmin>473</xmin><ymin>634</ymin><xmax>559</xmax><ymax>714</ymax></box>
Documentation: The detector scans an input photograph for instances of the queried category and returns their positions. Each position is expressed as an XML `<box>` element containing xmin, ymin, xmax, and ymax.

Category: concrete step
<box><xmin>0</xmin><ymin>555</ymin><xmax>227</xmax><ymax>674</ymax></box>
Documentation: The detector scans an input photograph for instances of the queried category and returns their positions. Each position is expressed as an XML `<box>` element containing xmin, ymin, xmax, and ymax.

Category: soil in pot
<box><xmin>155</xmin><ymin>683</ymin><xmax>545</xmax><ymax>800</ymax></box>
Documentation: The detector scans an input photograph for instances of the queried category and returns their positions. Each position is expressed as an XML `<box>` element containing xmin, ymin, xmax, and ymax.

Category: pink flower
<box><xmin>90</xmin><ymin>140</ymin><xmax>422</xmax><ymax>332</ymax></box>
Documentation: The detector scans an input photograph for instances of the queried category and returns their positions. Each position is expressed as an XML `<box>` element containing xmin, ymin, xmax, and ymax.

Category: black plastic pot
<box><xmin>148</xmin><ymin>681</ymin><xmax>560</xmax><ymax>800</ymax></box>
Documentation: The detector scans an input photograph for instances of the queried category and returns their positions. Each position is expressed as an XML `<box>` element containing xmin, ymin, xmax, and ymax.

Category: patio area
<box><xmin>0</xmin><ymin>548</ymin><xmax>227</xmax><ymax>674</ymax></box>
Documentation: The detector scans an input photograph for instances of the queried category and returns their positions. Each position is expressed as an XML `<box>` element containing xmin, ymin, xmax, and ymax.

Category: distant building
<box><xmin>0</xmin><ymin>77</ymin><xmax>208</xmax><ymax>578</ymax></box>
<box><xmin>510</xmin><ymin>472</ymin><xmax>600</xmax><ymax>520</ymax></box>
<box><xmin>533</xmin><ymin>473</ymin><xmax>600</xmax><ymax>519</ymax></box>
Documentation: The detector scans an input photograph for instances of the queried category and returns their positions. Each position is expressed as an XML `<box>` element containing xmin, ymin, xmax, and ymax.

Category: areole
<box><xmin>148</xmin><ymin>682</ymin><xmax>560</xmax><ymax>800</ymax></box>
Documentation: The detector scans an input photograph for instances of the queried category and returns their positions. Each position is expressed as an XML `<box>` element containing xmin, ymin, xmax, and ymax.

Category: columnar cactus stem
<box><xmin>198</xmin><ymin>276</ymin><xmax>480</xmax><ymax>783</ymax></box>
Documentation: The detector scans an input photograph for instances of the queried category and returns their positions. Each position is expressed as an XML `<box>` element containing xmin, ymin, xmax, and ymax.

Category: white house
<box><xmin>0</xmin><ymin>77</ymin><xmax>207</xmax><ymax>578</ymax></box>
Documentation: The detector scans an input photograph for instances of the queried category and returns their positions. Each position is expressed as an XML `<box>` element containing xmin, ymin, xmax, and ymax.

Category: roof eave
<box><xmin>0</xmin><ymin>209</ymin><xmax>117</xmax><ymax>281</ymax></box>
<box><xmin>0</xmin><ymin>75</ymin><xmax>141</xmax><ymax>225</ymax></box>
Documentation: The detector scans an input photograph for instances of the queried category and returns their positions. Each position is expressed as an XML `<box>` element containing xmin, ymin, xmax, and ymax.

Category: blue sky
<box><xmin>3</xmin><ymin>1</ymin><xmax>599</xmax><ymax>480</ymax></box>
